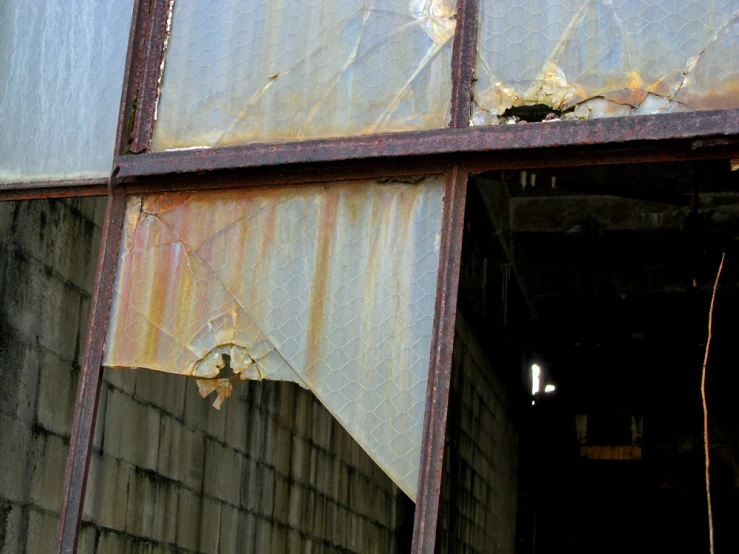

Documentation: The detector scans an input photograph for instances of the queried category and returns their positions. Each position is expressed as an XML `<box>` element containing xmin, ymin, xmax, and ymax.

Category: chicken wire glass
<box><xmin>0</xmin><ymin>0</ymin><xmax>134</xmax><ymax>183</ymax></box>
<box><xmin>102</xmin><ymin>177</ymin><xmax>446</xmax><ymax>500</ymax></box>
<box><xmin>473</xmin><ymin>0</ymin><xmax>739</xmax><ymax>124</ymax></box>
<box><xmin>150</xmin><ymin>0</ymin><xmax>456</xmax><ymax>151</ymax></box>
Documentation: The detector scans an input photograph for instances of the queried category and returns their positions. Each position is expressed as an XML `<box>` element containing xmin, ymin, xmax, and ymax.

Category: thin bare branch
<box><xmin>702</xmin><ymin>251</ymin><xmax>725</xmax><ymax>554</ymax></box>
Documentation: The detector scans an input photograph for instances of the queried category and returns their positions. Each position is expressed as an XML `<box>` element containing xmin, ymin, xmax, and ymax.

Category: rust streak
<box><xmin>306</xmin><ymin>190</ymin><xmax>338</xmax><ymax>379</ymax></box>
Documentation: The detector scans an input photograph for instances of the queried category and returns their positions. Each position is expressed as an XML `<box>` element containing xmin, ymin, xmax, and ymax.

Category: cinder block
<box><xmin>92</xmin><ymin>197</ymin><xmax>107</xmax><ymax>229</ymax></box>
<box><xmin>25</xmin><ymin>508</ymin><xmax>58</xmax><ymax>554</ymax></box>
<box><xmin>203</xmin><ymin>439</ymin><xmax>244</xmax><ymax>506</ymax></box>
<box><xmin>291</xmin><ymin>436</ymin><xmax>310</xmax><ymax>484</ymax></box>
<box><xmin>327</xmin><ymin>457</ymin><xmax>342</xmax><ymax>501</ymax></box>
<box><xmin>294</xmin><ymin>389</ymin><xmax>313</xmax><ymax>438</ymax></box>
<box><xmin>82</xmin><ymin>225</ymin><xmax>102</xmax><ymax>294</ymax></box>
<box><xmin>125</xmin><ymin>469</ymin><xmax>178</xmax><ymax>543</ymax></box>
<box><xmin>300</xmin><ymin>489</ymin><xmax>316</xmax><ymax>535</ymax></box>
<box><xmin>83</xmin><ymin>454</ymin><xmax>130</xmax><ymax>531</ymax></box>
<box><xmin>0</xmin><ymin>334</ymin><xmax>40</xmax><ymax>423</ymax></box>
<box><xmin>10</xmin><ymin>199</ymin><xmax>97</xmax><ymax>293</ymax></box>
<box><xmin>278</xmin><ymin>382</ymin><xmax>297</xmax><ymax>425</ymax></box>
<box><xmin>0</xmin><ymin>414</ymin><xmax>32</xmax><ymax>503</ymax></box>
<box><xmin>258</xmin><ymin>417</ymin><xmax>278</xmax><ymax>471</ymax></box>
<box><xmin>77</xmin><ymin>524</ymin><xmax>97</xmax><ymax>554</ymax></box>
<box><xmin>274</xmin><ymin>426</ymin><xmax>292</xmax><ymax>476</ymax></box>
<box><xmin>29</xmin><ymin>431</ymin><xmax>68</xmax><ymax>512</ymax></box>
<box><xmin>67</xmin><ymin>197</ymin><xmax>97</xmax><ymax>222</ymax></box>
<box><xmin>270</xmin><ymin>522</ymin><xmax>287</xmax><ymax>554</ymax></box>
<box><xmin>241</xmin><ymin>512</ymin><xmax>258</xmax><ymax>554</ymax></box>
<box><xmin>337</xmin><ymin>465</ymin><xmax>350</xmax><ymax>505</ymax></box>
<box><xmin>198</xmin><ymin>496</ymin><xmax>221</xmax><ymax>554</ymax></box>
<box><xmin>176</xmin><ymin>488</ymin><xmax>203</xmax><ymax>551</ymax></box>
<box><xmin>92</xmin><ymin>383</ymin><xmax>108</xmax><ymax>452</ymax></box>
<box><xmin>273</xmin><ymin>474</ymin><xmax>290</xmax><ymax>524</ymax></box>
<box><xmin>374</xmin><ymin>489</ymin><xmax>392</xmax><ymax>528</ymax></box>
<box><xmin>36</xmin><ymin>350</ymin><xmax>78</xmax><ymax>438</ymax></box>
<box><xmin>246</xmin><ymin>402</ymin><xmax>265</xmax><ymax>461</ymax></box>
<box><xmin>0</xmin><ymin>501</ymin><xmax>23</xmax><ymax>554</ymax></box>
<box><xmin>217</xmin><ymin>504</ymin><xmax>240</xmax><ymax>553</ymax></box>
<box><xmin>312</xmin><ymin>493</ymin><xmax>327</xmax><ymax>538</ymax></box>
<box><xmin>134</xmin><ymin>369</ymin><xmax>186</xmax><ymax>419</ymax></box>
<box><xmin>313</xmin><ymin>450</ymin><xmax>330</xmax><ymax>496</ymax></box>
<box><xmin>103</xmin><ymin>388</ymin><xmax>160</xmax><ymax>470</ymax></box>
<box><xmin>255</xmin><ymin>464</ymin><xmax>276</xmax><ymax>518</ymax></box>
<box><xmin>157</xmin><ymin>415</ymin><xmax>205</xmax><ymax>490</ymax></box>
<box><xmin>287</xmin><ymin>529</ymin><xmax>302</xmax><ymax>553</ymax></box>
<box><xmin>225</xmin><ymin>397</ymin><xmax>248</xmax><ymax>454</ymax></box>
<box><xmin>77</xmin><ymin>295</ymin><xmax>91</xmax><ymax>368</ymax></box>
<box><xmin>96</xmin><ymin>529</ymin><xmax>153</xmax><ymax>554</ymax></box>
<box><xmin>2</xmin><ymin>253</ymin><xmax>81</xmax><ymax>361</ymax></box>
<box><xmin>333</xmin><ymin>505</ymin><xmax>348</xmax><ymax>547</ymax></box>
<box><xmin>312</xmin><ymin>403</ymin><xmax>333</xmax><ymax>450</ymax></box>
<box><xmin>104</xmin><ymin>367</ymin><xmax>137</xmax><ymax>395</ymax></box>
<box><xmin>287</xmin><ymin>483</ymin><xmax>302</xmax><ymax>530</ymax></box>
<box><xmin>254</xmin><ymin>518</ymin><xmax>272</xmax><ymax>554</ymax></box>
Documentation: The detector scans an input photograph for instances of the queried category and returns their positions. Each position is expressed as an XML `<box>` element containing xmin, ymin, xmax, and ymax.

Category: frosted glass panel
<box><xmin>473</xmin><ymin>0</ymin><xmax>739</xmax><ymax>124</ymax></box>
<box><xmin>0</xmin><ymin>0</ymin><xmax>134</xmax><ymax>183</ymax></box>
<box><xmin>151</xmin><ymin>0</ymin><xmax>455</xmax><ymax>151</ymax></box>
<box><xmin>103</xmin><ymin>178</ymin><xmax>446</xmax><ymax>500</ymax></box>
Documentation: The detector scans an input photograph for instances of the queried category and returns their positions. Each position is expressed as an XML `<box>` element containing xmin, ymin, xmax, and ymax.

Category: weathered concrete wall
<box><xmin>0</xmin><ymin>198</ymin><xmax>103</xmax><ymax>554</ymax></box>
<box><xmin>437</xmin><ymin>313</ymin><xmax>519</xmax><ymax>554</ymax></box>
<box><xmin>0</xmin><ymin>198</ymin><xmax>410</xmax><ymax>554</ymax></box>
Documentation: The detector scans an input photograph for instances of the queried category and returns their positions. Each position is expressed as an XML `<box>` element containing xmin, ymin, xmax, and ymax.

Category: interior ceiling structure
<box><xmin>475</xmin><ymin>159</ymin><xmax>739</xmax><ymax>369</ymax></box>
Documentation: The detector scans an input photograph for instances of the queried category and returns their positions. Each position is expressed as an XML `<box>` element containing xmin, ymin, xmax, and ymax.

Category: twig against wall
<box><xmin>702</xmin><ymin>252</ymin><xmax>725</xmax><ymax>554</ymax></box>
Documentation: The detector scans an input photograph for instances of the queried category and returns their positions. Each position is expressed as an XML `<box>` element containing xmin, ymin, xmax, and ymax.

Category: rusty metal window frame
<box><xmin>0</xmin><ymin>0</ymin><xmax>734</xmax><ymax>553</ymax></box>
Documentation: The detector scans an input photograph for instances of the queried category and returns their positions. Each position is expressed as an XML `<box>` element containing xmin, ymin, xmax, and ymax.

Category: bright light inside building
<box><xmin>531</xmin><ymin>364</ymin><xmax>540</xmax><ymax>395</ymax></box>
<box><xmin>545</xmin><ymin>384</ymin><xmax>556</xmax><ymax>393</ymax></box>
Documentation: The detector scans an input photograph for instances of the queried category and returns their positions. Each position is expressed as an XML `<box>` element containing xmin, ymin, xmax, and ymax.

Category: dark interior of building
<box><xmin>446</xmin><ymin>159</ymin><xmax>739</xmax><ymax>553</ymax></box>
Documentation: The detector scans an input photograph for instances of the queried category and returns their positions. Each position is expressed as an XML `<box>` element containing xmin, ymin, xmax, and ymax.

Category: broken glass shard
<box><xmin>150</xmin><ymin>0</ymin><xmax>455</xmax><ymax>151</ymax></box>
<box><xmin>102</xmin><ymin>177</ymin><xmax>446</xmax><ymax>501</ymax></box>
<box><xmin>0</xmin><ymin>0</ymin><xmax>134</xmax><ymax>182</ymax></box>
<box><xmin>473</xmin><ymin>0</ymin><xmax>739</xmax><ymax>124</ymax></box>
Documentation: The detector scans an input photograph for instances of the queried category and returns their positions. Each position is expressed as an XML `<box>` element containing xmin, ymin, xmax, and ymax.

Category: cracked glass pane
<box><xmin>473</xmin><ymin>0</ymin><xmax>739</xmax><ymax>124</ymax></box>
<box><xmin>150</xmin><ymin>0</ymin><xmax>455</xmax><ymax>152</ymax></box>
<box><xmin>0</xmin><ymin>0</ymin><xmax>134</xmax><ymax>183</ymax></box>
<box><xmin>102</xmin><ymin>177</ymin><xmax>445</xmax><ymax>500</ymax></box>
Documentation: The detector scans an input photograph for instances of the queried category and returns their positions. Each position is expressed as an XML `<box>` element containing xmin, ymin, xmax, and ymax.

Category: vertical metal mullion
<box><xmin>413</xmin><ymin>0</ymin><xmax>477</xmax><ymax>550</ymax></box>
<box><xmin>54</xmin><ymin>179</ymin><xmax>126</xmax><ymax>554</ymax></box>
<box><xmin>116</xmin><ymin>0</ymin><xmax>171</xmax><ymax>157</ymax></box>
<box><xmin>412</xmin><ymin>165</ymin><xmax>468</xmax><ymax>554</ymax></box>
<box><xmin>129</xmin><ymin>0</ymin><xmax>172</xmax><ymax>153</ymax></box>
<box><xmin>449</xmin><ymin>0</ymin><xmax>478</xmax><ymax>128</ymax></box>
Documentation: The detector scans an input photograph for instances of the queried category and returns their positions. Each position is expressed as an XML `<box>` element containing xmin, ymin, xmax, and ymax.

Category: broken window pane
<box><xmin>150</xmin><ymin>0</ymin><xmax>455</xmax><ymax>152</ymax></box>
<box><xmin>473</xmin><ymin>0</ymin><xmax>739</xmax><ymax>124</ymax></box>
<box><xmin>102</xmin><ymin>177</ymin><xmax>446</xmax><ymax>500</ymax></box>
<box><xmin>0</xmin><ymin>0</ymin><xmax>134</xmax><ymax>183</ymax></box>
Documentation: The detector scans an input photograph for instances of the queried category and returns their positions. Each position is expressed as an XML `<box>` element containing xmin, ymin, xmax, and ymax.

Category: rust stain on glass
<box><xmin>102</xmin><ymin>177</ymin><xmax>446</xmax><ymax>500</ymax></box>
<box><xmin>149</xmin><ymin>0</ymin><xmax>456</xmax><ymax>151</ymax></box>
<box><xmin>473</xmin><ymin>0</ymin><xmax>739</xmax><ymax>124</ymax></box>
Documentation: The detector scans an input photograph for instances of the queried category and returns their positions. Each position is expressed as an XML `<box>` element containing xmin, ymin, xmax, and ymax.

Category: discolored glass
<box><xmin>0</xmin><ymin>0</ymin><xmax>134</xmax><ymax>183</ymax></box>
<box><xmin>473</xmin><ymin>0</ymin><xmax>739</xmax><ymax>124</ymax></box>
<box><xmin>102</xmin><ymin>177</ymin><xmax>446</xmax><ymax>500</ymax></box>
<box><xmin>150</xmin><ymin>0</ymin><xmax>456</xmax><ymax>152</ymax></box>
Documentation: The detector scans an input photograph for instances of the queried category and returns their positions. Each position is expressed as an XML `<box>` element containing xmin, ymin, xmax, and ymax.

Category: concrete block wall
<box><xmin>436</xmin><ymin>313</ymin><xmax>519</xmax><ymax>554</ymax></box>
<box><xmin>0</xmin><ymin>198</ymin><xmax>409</xmax><ymax>554</ymax></box>
<box><xmin>0</xmin><ymin>198</ymin><xmax>104</xmax><ymax>554</ymax></box>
